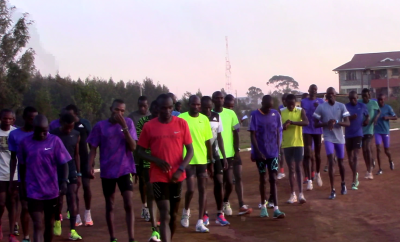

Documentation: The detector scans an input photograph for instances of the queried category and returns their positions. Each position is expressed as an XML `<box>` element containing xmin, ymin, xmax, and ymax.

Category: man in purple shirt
<box><xmin>248</xmin><ymin>95</ymin><xmax>285</xmax><ymax>219</ymax></box>
<box><xmin>19</xmin><ymin>115</ymin><xmax>70</xmax><ymax>242</ymax></box>
<box><xmin>277</xmin><ymin>93</ymin><xmax>287</xmax><ymax>181</ymax></box>
<box><xmin>87</xmin><ymin>99</ymin><xmax>137</xmax><ymax>242</ymax></box>
<box><xmin>301</xmin><ymin>84</ymin><xmax>325</xmax><ymax>189</ymax></box>
<box><xmin>8</xmin><ymin>106</ymin><xmax>38</xmax><ymax>242</ymax></box>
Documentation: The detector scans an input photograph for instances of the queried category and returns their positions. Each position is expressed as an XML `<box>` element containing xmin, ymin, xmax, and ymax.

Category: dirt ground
<box><xmin>7</xmin><ymin>131</ymin><xmax>400</xmax><ymax>242</ymax></box>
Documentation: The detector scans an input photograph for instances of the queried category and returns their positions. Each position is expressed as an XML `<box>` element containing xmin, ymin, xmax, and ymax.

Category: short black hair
<box><xmin>225</xmin><ymin>94</ymin><xmax>235</xmax><ymax>102</ymax></box>
<box><xmin>138</xmin><ymin>96</ymin><xmax>148</xmax><ymax>102</ymax></box>
<box><xmin>23</xmin><ymin>106</ymin><xmax>37</xmax><ymax>118</ymax></box>
<box><xmin>201</xmin><ymin>96</ymin><xmax>212</xmax><ymax>103</ymax></box>
<box><xmin>212</xmin><ymin>91</ymin><xmax>223</xmax><ymax>99</ymax></box>
<box><xmin>150</xmin><ymin>100</ymin><xmax>158</xmax><ymax>110</ymax></box>
<box><xmin>111</xmin><ymin>99</ymin><xmax>125</xmax><ymax>107</ymax></box>
<box><xmin>349</xmin><ymin>90</ymin><xmax>357</xmax><ymax>96</ymax></box>
<box><xmin>60</xmin><ymin>113</ymin><xmax>75</xmax><ymax>124</ymax></box>
<box><xmin>65</xmin><ymin>104</ymin><xmax>78</xmax><ymax>115</ymax></box>
<box><xmin>362</xmin><ymin>88</ymin><xmax>370</xmax><ymax>94</ymax></box>
<box><xmin>175</xmin><ymin>102</ymin><xmax>181</xmax><ymax>106</ymax></box>
<box><xmin>286</xmin><ymin>94</ymin><xmax>296</xmax><ymax>101</ymax></box>
<box><xmin>0</xmin><ymin>109</ymin><xmax>14</xmax><ymax>118</ymax></box>
<box><xmin>156</xmin><ymin>94</ymin><xmax>171</xmax><ymax>105</ymax></box>
<box><xmin>189</xmin><ymin>95</ymin><xmax>200</xmax><ymax>104</ymax></box>
<box><xmin>282</xmin><ymin>93</ymin><xmax>288</xmax><ymax>99</ymax></box>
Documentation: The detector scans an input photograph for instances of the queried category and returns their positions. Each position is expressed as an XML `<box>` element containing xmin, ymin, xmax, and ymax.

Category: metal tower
<box><xmin>225</xmin><ymin>36</ymin><xmax>232</xmax><ymax>94</ymax></box>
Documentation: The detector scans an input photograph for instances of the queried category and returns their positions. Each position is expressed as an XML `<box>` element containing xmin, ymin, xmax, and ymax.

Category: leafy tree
<box><xmin>267</xmin><ymin>75</ymin><xmax>299</xmax><ymax>96</ymax></box>
<box><xmin>246</xmin><ymin>86</ymin><xmax>264</xmax><ymax>108</ymax></box>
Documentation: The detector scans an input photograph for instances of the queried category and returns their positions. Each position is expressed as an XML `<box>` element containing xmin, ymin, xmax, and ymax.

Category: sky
<box><xmin>12</xmin><ymin>0</ymin><xmax>400</xmax><ymax>98</ymax></box>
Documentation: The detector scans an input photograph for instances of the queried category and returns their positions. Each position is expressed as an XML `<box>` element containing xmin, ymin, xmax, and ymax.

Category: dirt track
<box><xmin>8</xmin><ymin>131</ymin><xmax>400</xmax><ymax>242</ymax></box>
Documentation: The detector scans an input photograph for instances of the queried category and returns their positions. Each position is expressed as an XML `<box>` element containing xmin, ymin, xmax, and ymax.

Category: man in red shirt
<box><xmin>138</xmin><ymin>94</ymin><xmax>194</xmax><ymax>242</ymax></box>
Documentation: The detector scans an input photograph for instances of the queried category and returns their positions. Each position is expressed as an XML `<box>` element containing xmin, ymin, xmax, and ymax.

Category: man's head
<box><xmin>224</xmin><ymin>94</ymin><xmax>235</xmax><ymax>110</ymax></box>
<box><xmin>188</xmin><ymin>95</ymin><xmax>201</xmax><ymax>115</ymax></box>
<box><xmin>166</xmin><ymin>93</ymin><xmax>177</xmax><ymax>105</ymax></box>
<box><xmin>65</xmin><ymin>104</ymin><xmax>79</xmax><ymax>120</ymax></box>
<box><xmin>212</xmin><ymin>91</ymin><xmax>224</xmax><ymax>108</ymax></box>
<box><xmin>285</xmin><ymin>94</ymin><xmax>297</xmax><ymax>111</ymax></box>
<box><xmin>60</xmin><ymin>113</ymin><xmax>75</xmax><ymax>134</ymax></box>
<box><xmin>175</xmin><ymin>102</ymin><xmax>182</xmax><ymax>112</ymax></box>
<box><xmin>261</xmin><ymin>95</ymin><xmax>273</xmax><ymax>109</ymax></box>
<box><xmin>281</xmin><ymin>93</ymin><xmax>288</xmax><ymax>107</ymax></box>
<box><xmin>201</xmin><ymin>96</ymin><xmax>213</xmax><ymax>116</ymax></box>
<box><xmin>157</xmin><ymin>94</ymin><xmax>173</xmax><ymax>120</ymax></box>
<box><xmin>110</xmin><ymin>99</ymin><xmax>126</xmax><ymax>120</ymax></box>
<box><xmin>0</xmin><ymin>109</ymin><xmax>15</xmax><ymax>129</ymax></box>
<box><xmin>301</xmin><ymin>93</ymin><xmax>309</xmax><ymax>99</ymax></box>
<box><xmin>348</xmin><ymin>91</ymin><xmax>358</xmax><ymax>106</ymax></box>
<box><xmin>326</xmin><ymin>87</ymin><xmax>337</xmax><ymax>103</ymax></box>
<box><xmin>33</xmin><ymin>114</ymin><xmax>49</xmax><ymax>140</ymax></box>
<box><xmin>308</xmin><ymin>84</ymin><xmax>318</xmax><ymax>97</ymax></box>
<box><xmin>377</xmin><ymin>93</ymin><xmax>386</xmax><ymax>107</ymax></box>
<box><xmin>149</xmin><ymin>100</ymin><xmax>159</xmax><ymax>118</ymax></box>
<box><xmin>137</xmin><ymin>96</ymin><xmax>149</xmax><ymax>115</ymax></box>
<box><xmin>361</xmin><ymin>88</ymin><xmax>370</xmax><ymax>103</ymax></box>
<box><xmin>22</xmin><ymin>106</ymin><xmax>38</xmax><ymax>127</ymax></box>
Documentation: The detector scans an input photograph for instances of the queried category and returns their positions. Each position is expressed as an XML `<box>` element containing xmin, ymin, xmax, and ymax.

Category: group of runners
<box><xmin>0</xmin><ymin>85</ymin><xmax>396</xmax><ymax>242</ymax></box>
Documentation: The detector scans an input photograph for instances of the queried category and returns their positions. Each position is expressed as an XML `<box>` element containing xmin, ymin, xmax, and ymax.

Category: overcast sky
<box><xmin>13</xmin><ymin>0</ymin><xmax>400</xmax><ymax>98</ymax></box>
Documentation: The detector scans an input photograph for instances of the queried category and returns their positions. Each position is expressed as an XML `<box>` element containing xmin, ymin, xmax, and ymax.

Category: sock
<box><xmin>304</xmin><ymin>177</ymin><xmax>308</xmax><ymax>181</ymax></box>
<box><xmin>197</xmin><ymin>219</ymin><xmax>203</xmax><ymax>225</ymax></box>
<box><xmin>184</xmin><ymin>208</ymin><xmax>190</xmax><ymax>214</ymax></box>
<box><xmin>311</xmin><ymin>172</ymin><xmax>315</xmax><ymax>178</ymax></box>
<box><xmin>274</xmin><ymin>206</ymin><xmax>279</xmax><ymax>211</ymax></box>
<box><xmin>280</xmin><ymin>168</ymin><xmax>284</xmax><ymax>173</ymax></box>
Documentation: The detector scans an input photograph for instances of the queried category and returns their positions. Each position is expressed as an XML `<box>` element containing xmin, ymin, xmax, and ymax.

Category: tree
<box><xmin>267</xmin><ymin>75</ymin><xmax>299</xmax><ymax>95</ymax></box>
<box><xmin>0</xmin><ymin>1</ymin><xmax>35</xmax><ymax>109</ymax></box>
<box><xmin>246</xmin><ymin>86</ymin><xmax>264</xmax><ymax>107</ymax></box>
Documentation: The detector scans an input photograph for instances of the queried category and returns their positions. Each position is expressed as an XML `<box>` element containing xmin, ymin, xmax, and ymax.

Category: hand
<box><xmin>349</xmin><ymin>114</ymin><xmax>357</xmax><ymax>120</ymax></box>
<box><xmin>374</xmin><ymin>119</ymin><xmax>378</xmax><ymax>126</ymax></box>
<box><xmin>327</xmin><ymin>119</ymin><xmax>336</xmax><ymax>131</ymax></box>
<box><xmin>59</xmin><ymin>181</ymin><xmax>67</xmax><ymax>196</ymax></box>
<box><xmin>283</xmin><ymin>120</ymin><xmax>291</xmax><ymax>130</ymax></box>
<box><xmin>171</xmin><ymin>169</ymin><xmax>183</xmax><ymax>183</ymax></box>
<box><xmin>154</xmin><ymin>159</ymin><xmax>171</xmax><ymax>172</ymax></box>
<box><xmin>77</xmin><ymin>177</ymin><xmax>82</xmax><ymax>189</ymax></box>
<box><xmin>222</xmin><ymin>158</ymin><xmax>228</xmax><ymax>170</ymax></box>
<box><xmin>257</xmin><ymin>151</ymin><xmax>266</xmax><ymax>160</ymax></box>
<box><xmin>89</xmin><ymin>168</ymin><xmax>95</xmax><ymax>179</ymax></box>
<box><xmin>314</xmin><ymin>102</ymin><xmax>319</xmax><ymax>108</ymax></box>
<box><xmin>113</xmin><ymin>112</ymin><xmax>127</xmax><ymax>128</ymax></box>
<box><xmin>207</xmin><ymin>163</ymin><xmax>214</xmax><ymax>179</ymax></box>
<box><xmin>234</xmin><ymin>152</ymin><xmax>241</xmax><ymax>163</ymax></box>
<box><xmin>362</xmin><ymin>119</ymin><xmax>369</xmax><ymax>127</ymax></box>
<box><xmin>383</xmin><ymin>116</ymin><xmax>390</xmax><ymax>120</ymax></box>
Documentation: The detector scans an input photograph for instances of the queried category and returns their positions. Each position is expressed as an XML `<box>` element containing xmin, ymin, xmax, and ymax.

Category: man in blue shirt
<box><xmin>345</xmin><ymin>91</ymin><xmax>369</xmax><ymax>190</ymax></box>
<box><xmin>167</xmin><ymin>93</ymin><xmax>181</xmax><ymax>116</ymax></box>
<box><xmin>374</xmin><ymin>94</ymin><xmax>397</xmax><ymax>175</ymax></box>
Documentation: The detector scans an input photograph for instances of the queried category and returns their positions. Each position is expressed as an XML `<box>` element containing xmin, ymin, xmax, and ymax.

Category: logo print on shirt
<box><xmin>272</xmin><ymin>113</ymin><xmax>275</xmax><ymax>116</ymax></box>
<box><xmin>78</xmin><ymin>124</ymin><xmax>84</xmax><ymax>128</ymax></box>
<box><xmin>174</xmin><ymin>131</ymin><xmax>180</xmax><ymax>134</ymax></box>
<box><xmin>213</xmin><ymin>117</ymin><xmax>217</xmax><ymax>121</ymax></box>
<box><xmin>45</xmin><ymin>148</ymin><xmax>52</xmax><ymax>151</ymax></box>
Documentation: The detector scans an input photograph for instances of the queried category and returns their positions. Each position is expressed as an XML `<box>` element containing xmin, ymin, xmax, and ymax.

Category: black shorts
<box><xmin>152</xmin><ymin>182</ymin><xmax>182</xmax><ymax>202</ymax></box>
<box><xmin>256</xmin><ymin>158</ymin><xmax>279</xmax><ymax>174</ymax></box>
<box><xmin>142</xmin><ymin>168</ymin><xmax>150</xmax><ymax>183</ymax></box>
<box><xmin>57</xmin><ymin>161</ymin><xmax>77</xmax><ymax>183</ymax></box>
<box><xmin>346</xmin><ymin>137</ymin><xmax>362</xmax><ymax>150</ymax></box>
<box><xmin>101</xmin><ymin>174</ymin><xmax>133</xmax><ymax>197</ymax></box>
<box><xmin>19</xmin><ymin>185</ymin><xmax>28</xmax><ymax>201</ymax></box>
<box><xmin>214</xmin><ymin>159</ymin><xmax>224</xmax><ymax>175</ymax></box>
<box><xmin>0</xmin><ymin>181</ymin><xmax>19</xmax><ymax>193</ymax></box>
<box><xmin>27</xmin><ymin>197</ymin><xmax>57</xmax><ymax>213</ymax></box>
<box><xmin>185</xmin><ymin>164</ymin><xmax>208</xmax><ymax>178</ymax></box>
<box><xmin>362</xmin><ymin>134</ymin><xmax>373</xmax><ymax>142</ymax></box>
<box><xmin>227</xmin><ymin>156</ymin><xmax>242</xmax><ymax>168</ymax></box>
<box><xmin>303</xmin><ymin>133</ymin><xmax>322</xmax><ymax>147</ymax></box>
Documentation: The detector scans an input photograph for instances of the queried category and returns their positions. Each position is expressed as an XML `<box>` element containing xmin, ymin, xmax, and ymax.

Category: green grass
<box><xmin>239</xmin><ymin>127</ymin><xmax>251</xmax><ymax>149</ymax></box>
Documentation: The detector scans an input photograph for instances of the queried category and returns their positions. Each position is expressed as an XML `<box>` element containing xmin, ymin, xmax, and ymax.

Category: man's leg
<box><xmin>196</xmin><ymin>165</ymin><xmax>208</xmax><ymax>231</ymax></box>
<box><xmin>28</xmin><ymin>199</ymin><xmax>44</xmax><ymax>242</ymax></box>
<box><xmin>222</xmin><ymin>158</ymin><xmax>234</xmax><ymax>215</ymax></box>
<box><xmin>143</xmin><ymin>168</ymin><xmax>157</xmax><ymax>228</ymax></box>
<box><xmin>255</xmin><ymin>159</ymin><xmax>268</xmax><ymax>217</ymax></box>
<box><xmin>284</xmin><ymin>148</ymin><xmax>295</xmax><ymax>194</ymax></box>
<box><xmin>362</xmin><ymin>135</ymin><xmax>372</xmax><ymax>176</ymax></box>
<box><xmin>345</xmin><ymin>141</ymin><xmax>355</xmax><ymax>182</ymax></box>
<box><xmin>325</xmin><ymin>141</ymin><xmax>336</xmax><ymax>197</ymax></box>
<box><xmin>278</xmin><ymin>146</ymin><xmax>286</xmax><ymax>179</ymax></box>
<box><xmin>67</xmin><ymin>182</ymin><xmax>82</xmax><ymax>239</ymax></box>
<box><xmin>0</xmin><ymin>181</ymin><xmax>6</xmax><ymax>239</ymax></box>
<box><xmin>117</xmin><ymin>174</ymin><xmax>135</xmax><ymax>241</ymax></box>
<box><xmin>312</xmin><ymin>135</ymin><xmax>322</xmax><ymax>174</ymax></box>
<box><xmin>153</xmin><ymin>182</ymin><xmax>171</xmax><ymax>242</ymax></box>
<box><xmin>302</xmin><ymin>134</ymin><xmax>312</xmax><ymax>182</ymax></box>
<box><xmin>43</xmin><ymin>199</ymin><xmax>56</xmax><ymax>242</ymax></box>
<box><xmin>101</xmin><ymin>178</ymin><xmax>117</xmax><ymax>241</ymax></box>
<box><xmin>7</xmin><ymin>181</ymin><xmax>19</xmax><ymax>239</ymax></box>
<box><xmin>375</xmin><ymin>134</ymin><xmax>383</xmax><ymax>172</ymax></box>
<box><xmin>182</xmin><ymin>166</ymin><xmax>195</xmax><ymax>228</ymax></box>
<box><xmin>334</xmin><ymin>143</ymin><xmax>346</xmax><ymax>195</ymax></box>
<box><xmin>213</xmin><ymin>160</ymin><xmax>230</xmax><ymax>225</ymax></box>
<box><xmin>233</xmin><ymin>156</ymin><xmax>246</xmax><ymax>210</ymax></box>
<box><xmin>266</xmin><ymin>158</ymin><xmax>284</xmax><ymax>218</ymax></box>
<box><xmin>19</xmin><ymin>187</ymin><xmax>30</xmax><ymax>240</ymax></box>
<box><xmin>294</xmin><ymin>148</ymin><xmax>304</xmax><ymax>194</ymax></box>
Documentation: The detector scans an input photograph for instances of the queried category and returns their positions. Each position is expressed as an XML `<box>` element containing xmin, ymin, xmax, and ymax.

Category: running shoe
<box><xmin>273</xmin><ymin>209</ymin><xmax>285</xmax><ymax>219</ymax></box>
<box><xmin>376</xmin><ymin>169</ymin><xmax>383</xmax><ymax>175</ymax></box>
<box><xmin>368</xmin><ymin>173</ymin><xmax>374</xmax><ymax>180</ymax></box>
<box><xmin>351</xmin><ymin>183</ymin><xmax>358</xmax><ymax>190</ymax></box>
<box><xmin>341</xmin><ymin>182</ymin><xmax>347</xmax><ymax>195</ymax></box>
<box><xmin>60</xmin><ymin>214</ymin><xmax>63</xmax><ymax>222</ymax></box>
<box><xmin>195</xmin><ymin>221</ymin><xmax>209</xmax><ymax>233</ymax></box>
<box><xmin>110</xmin><ymin>239</ymin><xmax>117</xmax><ymax>242</ymax></box>
<box><xmin>216</xmin><ymin>213</ymin><xmax>230</xmax><ymax>226</ymax></box>
<box><xmin>9</xmin><ymin>234</ymin><xmax>19</xmax><ymax>242</ymax></box>
<box><xmin>324</xmin><ymin>165</ymin><xmax>328</xmax><ymax>172</ymax></box>
<box><xmin>66</xmin><ymin>211</ymin><xmax>70</xmax><ymax>220</ymax></box>
<box><xmin>141</xmin><ymin>207</ymin><xmax>146</xmax><ymax>218</ymax></box>
<box><xmin>390</xmin><ymin>161</ymin><xmax>394</xmax><ymax>170</ymax></box>
<box><xmin>21</xmin><ymin>239</ymin><xmax>30</xmax><ymax>242</ymax></box>
<box><xmin>84</xmin><ymin>210</ymin><xmax>94</xmax><ymax>226</ymax></box>
<box><xmin>13</xmin><ymin>223</ymin><xmax>19</xmax><ymax>236</ymax></box>
<box><xmin>223</xmin><ymin>202</ymin><xmax>232</xmax><ymax>216</ymax></box>
<box><xmin>69</xmin><ymin>229</ymin><xmax>82</xmax><ymax>240</ymax></box>
<box><xmin>315</xmin><ymin>172</ymin><xmax>323</xmax><ymax>187</ymax></box>
<box><xmin>238</xmin><ymin>205</ymin><xmax>252</xmax><ymax>215</ymax></box>
<box><xmin>258</xmin><ymin>200</ymin><xmax>267</xmax><ymax>209</ymax></box>
<box><xmin>277</xmin><ymin>173</ymin><xmax>286</xmax><ymax>179</ymax></box>
<box><xmin>260</xmin><ymin>206</ymin><xmax>268</xmax><ymax>217</ymax></box>
<box><xmin>75</xmin><ymin>214</ymin><xmax>83</xmax><ymax>227</ymax></box>
<box><xmin>355</xmin><ymin>172</ymin><xmax>359</xmax><ymax>187</ymax></box>
<box><xmin>54</xmin><ymin>220</ymin><xmax>62</xmax><ymax>236</ymax></box>
<box><xmin>267</xmin><ymin>197</ymin><xmax>274</xmax><ymax>209</ymax></box>
<box><xmin>287</xmin><ymin>193</ymin><xmax>297</xmax><ymax>204</ymax></box>
<box><xmin>329</xmin><ymin>190</ymin><xmax>336</xmax><ymax>200</ymax></box>
<box><xmin>307</xmin><ymin>180</ymin><xmax>313</xmax><ymax>191</ymax></box>
<box><xmin>364</xmin><ymin>171</ymin><xmax>369</xmax><ymax>179</ymax></box>
<box><xmin>203</xmin><ymin>214</ymin><xmax>209</xmax><ymax>226</ymax></box>
<box><xmin>181</xmin><ymin>208</ymin><xmax>190</xmax><ymax>228</ymax></box>
<box><xmin>149</xmin><ymin>228</ymin><xmax>161</xmax><ymax>242</ymax></box>
<box><xmin>298</xmin><ymin>193</ymin><xmax>306</xmax><ymax>204</ymax></box>
<box><xmin>143</xmin><ymin>207</ymin><xmax>151</xmax><ymax>222</ymax></box>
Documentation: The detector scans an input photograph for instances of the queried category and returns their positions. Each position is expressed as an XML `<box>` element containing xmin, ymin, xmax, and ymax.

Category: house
<box><xmin>333</xmin><ymin>51</ymin><xmax>400</xmax><ymax>98</ymax></box>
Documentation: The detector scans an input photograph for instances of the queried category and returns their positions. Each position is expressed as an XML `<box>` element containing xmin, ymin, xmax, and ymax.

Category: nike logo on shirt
<box><xmin>174</xmin><ymin>131</ymin><xmax>180</xmax><ymax>134</ymax></box>
<box><xmin>45</xmin><ymin>148</ymin><xmax>51</xmax><ymax>150</ymax></box>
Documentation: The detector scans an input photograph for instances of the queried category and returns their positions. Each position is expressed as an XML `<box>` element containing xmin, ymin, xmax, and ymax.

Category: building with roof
<box><xmin>333</xmin><ymin>51</ymin><xmax>400</xmax><ymax>98</ymax></box>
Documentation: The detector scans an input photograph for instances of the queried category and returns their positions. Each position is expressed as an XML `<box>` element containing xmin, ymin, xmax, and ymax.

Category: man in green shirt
<box><xmin>358</xmin><ymin>88</ymin><xmax>380</xmax><ymax>179</ymax></box>
<box><xmin>179</xmin><ymin>95</ymin><xmax>213</xmax><ymax>233</ymax></box>
<box><xmin>212</xmin><ymin>91</ymin><xmax>252</xmax><ymax>216</ymax></box>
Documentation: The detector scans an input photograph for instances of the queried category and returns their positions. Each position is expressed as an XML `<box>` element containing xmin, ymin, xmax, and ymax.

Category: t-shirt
<box><xmin>18</xmin><ymin>134</ymin><xmax>71</xmax><ymax>200</ymax></box>
<box><xmin>128</xmin><ymin>110</ymin><xmax>151</xmax><ymax>132</ymax></box>
<box><xmin>179</xmin><ymin>112</ymin><xmax>213</xmax><ymax>165</ymax></box>
<box><xmin>248</xmin><ymin>109</ymin><xmax>281</xmax><ymax>159</ymax></box>
<box><xmin>49</xmin><ymin>128</ymin><xmax>80</xmax><ymax>175</ymax></box>
<box><xmin>172</xmin><ymin>111</ymin><xmax>181</xmax><ymax>117</ymax></box>
<box><xmin>358</xmin><ymin>99</ymin><xmax>379</xmax><ymax>135</ymax></box>
<box><xmin>49</xmin><ymin>119</ymin><xmax>60</xmax><ymax>131</ymax></box>
<box><xmin>280</xmin><ymin>107</ymin><xmax>303</xmax><ymax>148</ymax></box>
<box><xmin>345</xmin><ymin>102</ymin><xmax>369</xmax><ymax>138</ymax></box>
<box><xmin>8</xmin><ymin>128</ymin><xmax>34</xmax><ymax>181</ymax></box>
<box><xmin>87</xmin><ymin>118</ymin><xmax>137</xmax><ymax>179</ymax></box>
<box><xmin>0</xmin><ymin>126</ymin><xmax>17</xmax><ymax>181</ymax></box>
<box><xmin>301</xmin><ymin>98</ymin><xmax>325</xmax><ymax>134</ymax></box>
<box><xmin>374</xmin><ymin>104</ymin><xmax>396</xmax><ymax>134</ymax></box>
<box><xmin>206</xmin><ymin>112</ymin><xmax>223</xmax><ymax>161</ymax></box>
<box><xmin>137</xmin><ymin>116</ymin><xmax>192</xmax><ymax>183</ymax></box>
<box><xmin>212</xmin><ymin>108</ymin><xmax>240</xmax><ymax>158</ymax></box>
<box><xmin>313</xmin><ymin>101</ymin><xmax>350</xmax><ymax>144</ymax></box>
<box><xmin>136</xmin><ymin>115</ymin><xmax>152</xmax><ymax>169</ymax></box>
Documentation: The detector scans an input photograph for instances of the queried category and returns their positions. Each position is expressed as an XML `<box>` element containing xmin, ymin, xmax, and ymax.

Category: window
<box><xmin>392</xmin><ymin>68</ymin><xmax>399</xmax><ymax>76</ymax></box>
<box><xmin>346</xmin><ymin>71</ymin><xmax>357</xmax><ymax>80</ymax></box>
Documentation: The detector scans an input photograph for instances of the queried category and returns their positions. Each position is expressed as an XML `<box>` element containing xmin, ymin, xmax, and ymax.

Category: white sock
<box><xmin>184</xmin><ymin>208</ymin><xmax>190</xmax><ymax>214</ymax></box>
<box><xmin>197</xmin><ymin>219</ymin><xmax>203</xmax><ymax>225</ymax></box>
<box><xmin>217</xmin><ymin>210</ymin><xmax>223</xmax><ymax>214</ymax></box>
<box><xmin>261</xmin><ymin>204</ymin><xmax>266</xmax><ymax>208</ymax></box>
<box><xmin>274</xmin><ymin>206</ymin><xmax>279</xmax><ymax>211</ymax></box>
<box><xmin>85</xmin><ymin>209</ymin><xmax>91</xmax><ymax>214</ymax></box>
<box><xmin>144</xmin><ymin>203</ymin><xmax>147</xmax><ymax>207</ymax></box>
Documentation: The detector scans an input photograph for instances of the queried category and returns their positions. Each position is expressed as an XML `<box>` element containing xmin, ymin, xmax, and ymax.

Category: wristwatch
<box><xmin>178</xmin><ymin>165</ymin><xmax>185</xmax><ymax>172</ymax></box>
<box><xmin>236</xmin><ymin>148</ymin><xmax>241</xmax><ymax>152</ymax></box>
<box><xmin>76</xmin><ymin>172</ymin><xmax>82</xmax><ymax>177</ymax></box>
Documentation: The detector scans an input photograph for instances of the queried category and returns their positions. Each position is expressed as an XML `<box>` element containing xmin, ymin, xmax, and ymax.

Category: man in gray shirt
<box><xmin>313</xmin><ymin>87</ymin><xmax>350</xmax><ymax>200</ymax></box>
<box><xmin>128</xmin><ymin>96</ymin><xmax>151</xmax><ymax>127</ymax></box>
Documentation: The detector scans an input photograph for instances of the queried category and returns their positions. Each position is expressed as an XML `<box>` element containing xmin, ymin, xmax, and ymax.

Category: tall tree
<box><xmin>267</xmin><ymin>75</ymin><xmax>299</xmax><ymax>95</ymax></box>
<box><xmin>246</xmin><ymin>86</ymin><xmax>264</xmax><ymax>107</ymax></box>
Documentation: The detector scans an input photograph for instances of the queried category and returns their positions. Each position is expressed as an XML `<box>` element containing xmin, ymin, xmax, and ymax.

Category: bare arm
<box><xmin>216</xmin><ymin>133</ymin><xmax>227</xmax><ymax>160</ymax></box>
<box><xmin>233</xmin><ymin>129</ymin><xmax>239</xmax><ymax>152</ymax></box>
<box><xmin>373</xmin><ymin>109</ymin><xmax>381</xmax><ymax>124</ymax></box>
<box><xmin>205</xmin><ymin>139</ymin><xmax>212</xmax><ymax>161</ymax></box>
<box><xmin>384</xmin><ymin>116</ymin><xmax>397</xmax><ymax>120</ymax></box>
<box><xmin>338</xmin><ymin>117</ymin><xmax>350</xmax><ymax>127</ymax></box>
<box><xmin>123</xmin><ymin>129</ymin><xmax>136</xmax><ymax>151</ymax></box>
<box><xmin>181</xmin><ymin>143</ymin><xmax>194</xmax><ymax>168</ymax></box>
<box><xmin>291</xmin><ymin>109</ymin><xmax>309</xmax><ymax>126</ymax></box>
<box><xmin>363</xmin><ymin>114</ymin><xmax>370</xmax><ymax>126</ymax></box>
<box><xmin>75</xmin><ymin>136</ymin><xmax>81</xmax><ymax>173</ymax></box>
<box><xmin>250</xmin><ymin>131</ymin><xmax>265</xmax><ymax>159</ymax></box>
<box><xmin>9</xmin><ymin>152</ymin><xmax>17</xmax><ymax>183</ymax></box>
<box><xmin>88</xmin><ymin>146</ymin><xmax>97</xmax><ymax>178</ymax></box>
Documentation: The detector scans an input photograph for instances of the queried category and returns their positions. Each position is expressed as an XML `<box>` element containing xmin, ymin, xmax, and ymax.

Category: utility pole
<box><xmin>225</xmin><ymin>36</ymin><xmax>232</xmax><ymax>94</ymax></box>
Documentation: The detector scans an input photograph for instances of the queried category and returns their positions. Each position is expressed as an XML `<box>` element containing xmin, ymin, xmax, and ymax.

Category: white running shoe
<box><xmin>287</xmin><ymin>193</ymin><xmax>297</xmax><ymax>204</ymax></box>
<box><xmin>223</xmin><ymin>202</ymin><xmax>232</xmax><ymax>216</ymax></box>
<box><xmin>307</xmin><ymin>180</ymin><xmax>313</xmax><ymax>191</ymax></box>
<box><xmin>75</xmin><ymin>214</ymin><xmax>83</xmax><ymax>227</ymax></box>
<box><xmin>277</xmin><ymin>173</ymin><xmax>286</xmax><ymax>179</ymax></box>
<box><xmin>195</xmin><ymin>220</ymin><xmax>209</xmax><ymax>233</ymax></box>
<box><xmin>368</xmin><ymin>173</ymin><xmax>374</xmax><ymax>180</ymax></box>
<box><xmin>315</xmin><ymin>172</ymin><xmax>323</xmax><ymax>187</ymax></box>
<box><xmin>298</xmin><ymin>193</ymin><xmax>306</xmax><ymax>204</ymax></box>
<box><xmin>258</xmin><ymin>200</ymin><xmax>267</xmax><ymax>209</ymax></box>
<box><xmin>84</xmin><ymin>210</ymin><xmax>93</xmax><ymax>226</ymax></box>
<box><xmin>181</xmin><ymin>209</ymin><xmax>190</xmax><ymax>228</ymax></box>
<box><xmin>144</xmin><ymin>207</ymin><xmax>151</xmax><ymax>222</ymax></box>
<box><xmin>364</xmin><ymin>171</ymin><xmax>369</xmax><ymax>179</ymax></box>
